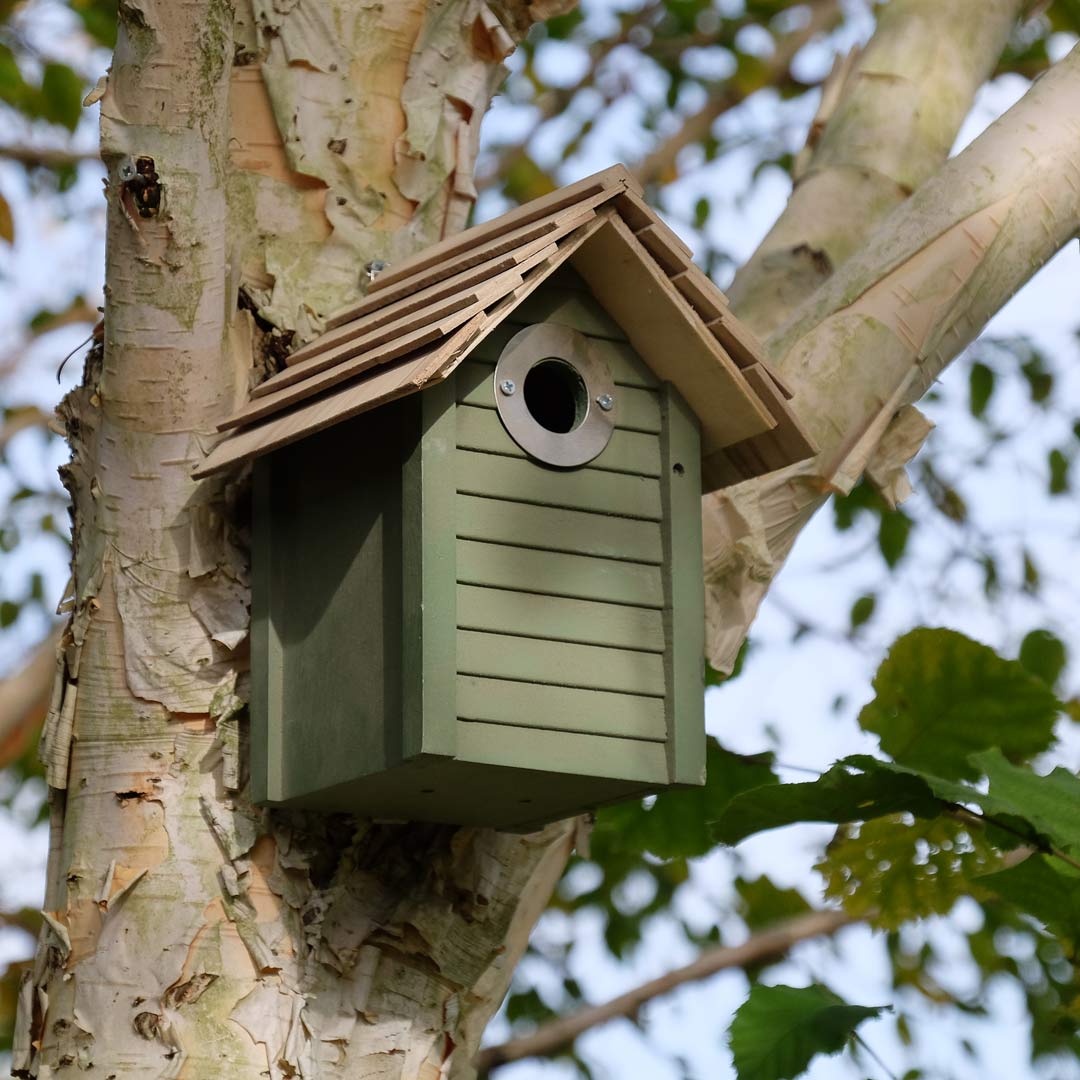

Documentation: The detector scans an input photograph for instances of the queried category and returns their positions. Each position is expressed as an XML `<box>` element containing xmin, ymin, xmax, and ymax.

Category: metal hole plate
<box><xmin>493</xmin><ymin>323</ymin><xmax>616</xmax><ymax>468</ymax></box>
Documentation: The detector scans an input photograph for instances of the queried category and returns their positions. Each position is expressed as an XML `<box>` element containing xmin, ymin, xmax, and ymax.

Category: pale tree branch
<box><xmin>727</xmin><ymin>0</ymin><xmax>1028</xmax><ymax>338</ymax></box>
<box><xmin>0</xmin><ymin>631</ymin><xmax>60</xmax><ymax>767</ymax></box>
<box><xmin>703</xmin><ymin>43</ymin><xmax>1080</xmax><ymax>671</ymax></box>
<box><xmin>0</xmin><ymin>145</ymin><xmax>100</xmax><ymax>170</ymax></box>
<box><xmin>474</xmin><ymin>908</ymin><xmax>859</xmax><ymax>1072</ymax></box>
<box><xmin>632</xmin><ymin>0</ymin><xmax>842</xmax><ymax>188</ymax></box>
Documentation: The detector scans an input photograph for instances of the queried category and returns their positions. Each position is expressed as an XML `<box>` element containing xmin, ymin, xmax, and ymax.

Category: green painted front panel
<box><xmin>456</xmin><ymin>722</ymin><xmax>669</xmax><ymax>785</ymax></box>
<box><xmin>456</xmin><ymin>540</ymin><xmax>665</xmax><ymax>608</ymax></box>
<box><xmin>456</xmin><ymin>448</ymin><xmax>662</xmax><ymax>520</ymax></box>
<box><xmin>456</xmin><ymin>675</ymin><xmax>667</xmax><ymax>740</ymax></box>
<box><xmin>458</xmin><ymin>630</ymin><xmax>665</xmax><ymax>695</ymax></box>
<box><xmin>457</xmin><ymin>405</ymin><xmax>662</xmax><ymax>478</ymax></box>
<box><xmin>456</xmin><ymin>362</ymin><xmax>662</xmax><ymax>433</ymax></box>
<box><xmin>457</xmin><ymin>584</ymin><xmax>665</xmax><ymax>651</ymax></box>
<box><xmin>456</xmin><ymin>494</ymin><xmax>663</xmax><ymax>563</ymax></box>
<box><xmin>468</xmin><ymin>326</ymin><xmax>660</xmax><ymax>389</ymax></box>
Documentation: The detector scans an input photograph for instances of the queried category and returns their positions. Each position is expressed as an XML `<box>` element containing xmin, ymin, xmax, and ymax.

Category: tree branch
<box><xmin>0</xmin><ymin>144</ymin><xmax>100</xmax><ymax>169</ymax></box>
<box><xmin>727</xmin><ymin>0</ymin><xmax>1028</xmax><ymax>337</ymax></box>
<box><xmin>631</xmin><ymin>0</ymin><xmax>842</xmax><ymax>188</ymax></box>
<box><xmin>703</xmin><ymin>42</ymin><xmax>1080</xmax><ymax>671</ymax></box>
<box><xmin>474</xmin><ymin>908</ymin><xmax>858</xmax><ymax>1072</ymax></box>
<box><xmin>0</xmin><ymin>631</ymin><xmax>60</xmax><ymax>767</ymax></box>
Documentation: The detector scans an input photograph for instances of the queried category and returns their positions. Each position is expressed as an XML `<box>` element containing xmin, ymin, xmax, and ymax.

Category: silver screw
<box><xmin>499</xmin><ymin>379</ymin><xmax>516</xmax><ymax>396</ymax></box>
<box><xmin>596</xmin><ymin>393</ymin><xmax>614</xmax><ymax>412</ymax></box>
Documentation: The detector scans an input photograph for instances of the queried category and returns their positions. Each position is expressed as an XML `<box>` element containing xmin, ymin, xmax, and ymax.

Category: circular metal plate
<box><xmin>493</xmin><ymin>323</ymin><xmax>616</xmax><ymax>468</ymax></box>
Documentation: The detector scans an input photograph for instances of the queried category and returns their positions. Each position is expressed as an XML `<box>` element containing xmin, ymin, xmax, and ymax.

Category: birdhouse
<box><xmin>196</xmin><ymin>165</ymin><xmax>813</xmax><ymax>830</ymax></box>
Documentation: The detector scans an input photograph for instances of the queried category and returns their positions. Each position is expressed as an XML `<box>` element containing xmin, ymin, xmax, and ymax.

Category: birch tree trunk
<box><xmin>13</xmin><ymin>1</ymin><xmax>1080</xmax><ymax>1077</ymax></box>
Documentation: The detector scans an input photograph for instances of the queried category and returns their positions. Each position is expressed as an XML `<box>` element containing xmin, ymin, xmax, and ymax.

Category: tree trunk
<box><xmin>15</xmin><ymin>2</ymin><xmax>578</xmax><ymax>1077</ymax></box>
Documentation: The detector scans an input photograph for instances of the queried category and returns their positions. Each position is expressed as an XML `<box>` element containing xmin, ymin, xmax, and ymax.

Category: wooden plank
<box><xmin>660</xmin><ymin>383</ymin><xmax>706</xmax><ymax>786</ymax></box>
<box><xmin>457</xmin><ymin>629</ymin><xmax>666</xmax><ymax>696</ymax></box>
<box><xmin>570</xmin><ymin>213</ymin><xmax>775</xmax><ymax>451</ymax></box>
<box><xmin>223</xmin><ymin>296</ymin><xmax>494</xmax><ymax>429</ymax></box>
<box><xmin>705</xmin><ymin>311</ymin><xmax>768</xmax><ymax>372</ymax></box>
<box><xmin>612</xmin><ymin>187</ymin><xmax>658</xmax><ymax>233</ymax></box>
<box><xmin>366</xmin><ymin>164</ymin><xmax>637</xmax><ymax>295</ymax></box>
<box><xmin>456</xmin><ymin>403</ymin><xmax>662</xmax><ymax>478</ymax></box>
<box><xmin>288</xmin><ymin>283</ymin><xmax>488</xmax><ymax>369</ymax></box>
<box><xmin>457</xmin><ymin>584</ymin><xmax>665</xmax><ymax>652</ymax></box>
<box><xmin>467</xmin><ymin>328</ymin><xmax>660</xmax><ymax>390</ymax></box>
<box><xmin>401</xmin><ymin>379</ymin><xmax>459</xmax><ymax>761</ymax></box>
<box><xmin>670</xmin><ymin>264</ymin><xmax>727</xmax><ymax>323</ymax></box>
<box><xmin>193</xmin><ymin>317</ymin><xmax>483</xmax><ymax>477</ymax></box>
<box><xmin>456</xmin><ymin>449</ymin><xmax>662</xmax><ymax>520</ymax></box>
<box><xmin>455</xmin><ymin>361</ymin><xmax>662</xmax><ymax>433</ymax></box>
<box><xmin>507</xmin><ymin>286</ymin><xmax>627</xmax><ymax>340</ymax></box>
<box><xmin>456</xmin><ymin>494</ymin><xmax>663</xmax><ymax>564</ymax></box>
<box><xmin>456</xmin><ymin>539</ymin><xmax>664</xmax><ymax>608</ymax></box>
<box><xmin>636</xmin><ymin>223</ymin><xmax>692</xmax><ymax>277</ymax></box>
<box><xmin>456</xmin><ymin>720</ymin><xmax>669</xmax><ymax>786</ymax></box>
<box><xmin>456</xmin><ymin>675</ymin><xmax>667</xmax><ymax>741</ymax></box>
<box><xmin>330</xmin><ymin>210</ymin><xmax>594</xmax><ymax>326</ymax></box>
<box><xmin>739</xmin><ymin>364</ymin><xmax>816</xmax><ymax>463</ymax></box>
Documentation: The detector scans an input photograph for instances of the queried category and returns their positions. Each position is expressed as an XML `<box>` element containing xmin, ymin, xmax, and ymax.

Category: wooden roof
<box><xmin>195</xmin><ymin>164</ymin><xmax>814</xmax><ymax>487</ymax></box>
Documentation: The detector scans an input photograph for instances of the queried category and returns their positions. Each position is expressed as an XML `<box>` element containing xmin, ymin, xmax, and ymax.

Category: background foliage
<box><xmin>1</xmin><ymin>1</ymin><xmax>1080</xmax><ymax>1078</ymax></box>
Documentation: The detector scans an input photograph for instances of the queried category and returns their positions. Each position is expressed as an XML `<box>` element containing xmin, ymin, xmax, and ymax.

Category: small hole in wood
<box><xmin>523</xmin><ymin>359</ymin><xmax>588</xmax><ymax>434</ymax></box>
<box><xmin>420</xmin><ymin>788</ymin><xmax>435</xmax><ymax>794</ymax></box>
<box><xmin>673</xmin><ymin>462</ymin><xmax>685</xmax><ymax>475</ymax></box>
<box><xmin>518</xmin><ymin>798</ymin><xmax>533</xmax><ymax>804</ymax></box>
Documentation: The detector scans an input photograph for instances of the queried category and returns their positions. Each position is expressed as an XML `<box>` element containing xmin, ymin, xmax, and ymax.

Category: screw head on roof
<box><xmin>499</xmin><ymin>379</ymin><xmax>516</xmax><ymax>396</ymax></box>
<box><xmin>596</xmin><ymin>393</ymin><xmax>614</xmax><ymax>412</ymax></box>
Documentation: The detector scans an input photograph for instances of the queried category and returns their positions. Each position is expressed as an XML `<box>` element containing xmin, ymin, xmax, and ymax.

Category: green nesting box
<box><xmin>197</xmin><ymin>166</ymin><xmax>814</xmax><ymax>829</ymax></box>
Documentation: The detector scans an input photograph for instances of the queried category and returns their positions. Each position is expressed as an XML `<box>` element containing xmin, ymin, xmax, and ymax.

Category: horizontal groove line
<box><xmin>454</xmin><ymin>444</ymin><xmax>660</xmax><ymax>480</ymax></box>
<box><xmin>453</xmin><ymin>398</ymin><xmax>661</xmax><ymax>435</ymax></box>
<box><xmin>457</xmin><ymin>362</ymin><xmax>661</xmax><ymax>393</ymax></box>
<box><xmin>456</xmin><ymin>715</ymin><xmax>667</xmax><ymax>744</ymax></box>
<box><xmin>456</xmin><ymin>533</ymin><xmax>662</xmax><ymax>567</ymax></box>
<box><xmin>456</xmin><ymin>576</ymin><xmax>664</xmax><ymax>611</ymax></box>
<box><xmin>456</xmin><ymin>485</ymin><xmax>661</xmax><ymax>522</ymax></box>
<box><xmin>456</xmin><ymin>672</ymin><xmax>665</xmax><ymax>701</ymax></box>
<box><xmin>457</xmin><ymin>620</ymin><xmax>665</xmax><ymax>655</ymax></box>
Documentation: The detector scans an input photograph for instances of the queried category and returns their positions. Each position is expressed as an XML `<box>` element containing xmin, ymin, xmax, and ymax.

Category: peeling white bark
<box><xmin>705</xmin><ymin>45</ymin><xmax>1080</xmax><ymax>669</ymax></box>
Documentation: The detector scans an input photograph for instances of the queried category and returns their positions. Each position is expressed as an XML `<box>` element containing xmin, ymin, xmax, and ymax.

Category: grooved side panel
<box><xmin>456</xmin><ymin>494</ymin><xmax>663</xmax><ymax>563</ymax></box>
<box><xmin>457</xmin><ymin>584</ymin><xmax>665</xmax><ymax>651</ymax></box>
<box><xmin>456</xmin><ymin>540</ymin><xmax>665</xmax><ymax>608</ymax></box>
<box><xmin>458</xmin><ymin>629</ymin><xmax>665</xmax><ymax>696</ymax></box>
<box><xmin>456</xmin><ymin>721</ymin><xmax>669</xmax><ymax>785</ymax></box>
<box><xmin>456</xmin><ymin>360</ymin><xmax>662</xmax><ymax>432</ymax></box>
<box><xmin>456</xmin><ymin>449</ymin><xmax>662</xmax><ymax>520</ymax></box>
<box><xmin>457</xmin><ymin>404</ymin><xmax>662</xmax><ymax>477</ymax></box>
<box><xmin>456</xmin><ymin>675</ymin><xmax>667</xmax><ymax>740</ymax></box>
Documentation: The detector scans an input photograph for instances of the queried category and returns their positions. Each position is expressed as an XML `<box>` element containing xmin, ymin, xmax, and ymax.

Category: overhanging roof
<box><xmin>195</xmin><ymin>164</ymin><xmax>813</xmax><ymax>487</ymax></box>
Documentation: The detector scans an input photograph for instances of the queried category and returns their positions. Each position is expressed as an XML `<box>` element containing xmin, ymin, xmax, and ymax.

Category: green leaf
<box><xmin>1020</xmin><ymin>355</ymin><xmax>1053</xmax><ymax>404</ymax></box>
<box><xmin>1019</xmin><ymin>629</ymin><xmax>1067</xmax><ymax>690</ymax></box>
<box><xmin>0</xmin><ymin>600</ymin><xmax>18</xmax><ymax>628</ymax></box>
<box><xmin>969</xmin><ymin>361</ymin><xmax>995</xmax><ymax>419</ymax></box>
<box><xmin>735</xmin><ymin>876</ymin><xmax>811</xmax><ymax>932</ymax></box>
<box><xmin>596</xmin><ymin>741</ymin><xmax>777</xmax><ymax>859</ymax></box>
<box><xmin>693</xmin><ymin>196</ymin><xmax>710</xmax><ymax>230</ymax></box>
<box><xmin>979</xmin><ymin>855</ymin><xmax>1080</xmax><ymax>943</ymax></box>
<box><xmin>858</xmin><ymin>628</ymin><xmax>1059</xmax><ymax>780</ymax></box>
<box><xmin>711</xmin><ymin>760</ymin><xmax>940</xmax><ymax>846</ymax></box>
<box><xmin>849</xmin><ymin>593</ymin><xmax>876</xmax><ymax>631</ymax></box>
<box><xmin>729</xmin><ymin>984</ymin><xmax>887</xmax><ymax>1080</ymax></box>
<box><xmin>817</xmin><ymin>814</ymin><xmax>1001</xmax><ymax>929</ymax></box>
<box><xmin>40</xmin><ymin>63</ymin><xmax>84</xmax><ymax>131</ymax></box>
<box><xmin>973</xmin><ymin>749</ymin><xmax>1080</xmax><ymax>855</ymax></box>
<box><xmin>1048</xmin><ymin>448</ymin><xmax>1070</xmax><ymax>495</ymax></box>
<box><xmin>877</xmin><ymin>510</ymin><xmax>911</xmax><ymax>569</ymax></box>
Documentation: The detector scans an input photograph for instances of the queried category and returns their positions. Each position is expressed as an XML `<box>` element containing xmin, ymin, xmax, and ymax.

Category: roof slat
<box><xmin>569</xmin><ymin>213</ymin><xmax>775</xmax><ymax>452</ymax></box>
<box><xmin>365</xmin><ymin>164</ymin><xmax>638</xmax><ymax>295</ymax></box>
<box><xmin>670</xmin><ymin>266</ymin><xmax>727</xmax><ymax>325</ymax></box>
<box><xmin>634</xmin><ymin>223</ymin><xmax>692</xmax><ymax>277</ymax></box>
<box><xmin>324</xmin><ymin>202</ymin><xmax>602</xmax><ymax>331</ymax></box>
